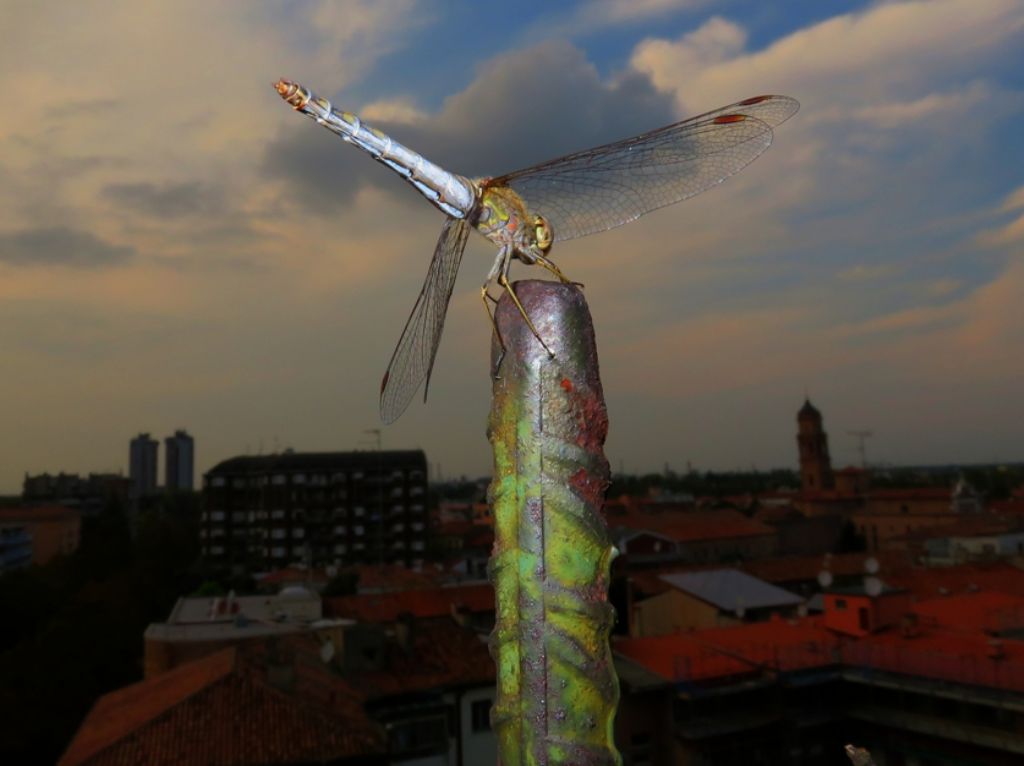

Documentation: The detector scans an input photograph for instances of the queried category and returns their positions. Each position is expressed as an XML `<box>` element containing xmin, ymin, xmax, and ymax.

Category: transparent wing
<box><xmin>379</xmin><ymin>217</ymin><xmax>470</xmax><ymax>424</ymax></box>
<box><xmin>488</xmin><ymin>95</ymin><xmax>799</xmax><ymax>242</ymax></box>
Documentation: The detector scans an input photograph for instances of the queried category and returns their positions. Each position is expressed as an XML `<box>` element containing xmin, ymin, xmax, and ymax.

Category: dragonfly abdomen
<box><xmin>275</xmin><ymin>79</ymin><xmax>476</xmax><ymax>219</ymax></box>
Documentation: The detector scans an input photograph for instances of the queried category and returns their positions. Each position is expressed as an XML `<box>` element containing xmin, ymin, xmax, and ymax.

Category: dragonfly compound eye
<box><xmin>533</xmin><ymin>215</ymin><xmax>553</xmax><ymax>253</ymax></box>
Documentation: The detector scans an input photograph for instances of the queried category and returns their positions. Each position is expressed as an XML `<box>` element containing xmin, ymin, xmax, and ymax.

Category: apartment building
<box><xmin>201</xmin><ymin>450</ymin><xmax>429</xmax><ymax>569</ymax></box>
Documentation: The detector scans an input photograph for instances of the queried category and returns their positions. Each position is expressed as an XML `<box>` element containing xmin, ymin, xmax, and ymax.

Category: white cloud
<box><xmin>536</xmin><ymin>0</ymin><xmax>710</xmax><ymax>38</ymax></box>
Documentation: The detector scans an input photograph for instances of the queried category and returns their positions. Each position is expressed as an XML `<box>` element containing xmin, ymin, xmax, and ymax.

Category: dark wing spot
<box><xmin>739</xmin><ymin>95</ymin><xmax>772</xmax><ymax>106</ymax></box>
<box><xmin>713</xmin><ymin>114</ymin><xmax>747</xmax><ymax>124</ymax></box>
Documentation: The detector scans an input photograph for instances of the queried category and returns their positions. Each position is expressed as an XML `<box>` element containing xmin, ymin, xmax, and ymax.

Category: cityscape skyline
<box><xmin>2</xmin><ymin>1</ymin><xmax>1022</xmax><ymax>494</ymax></box>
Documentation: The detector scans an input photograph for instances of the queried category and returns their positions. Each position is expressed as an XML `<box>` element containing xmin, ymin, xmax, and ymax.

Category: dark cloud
<box><xmin>102</xmin><ymin>180</ymin><xmax>225</xmax><ymax>217</ymax></box>
<box><xmin>0</xmin><ymin>226</ymin><xmax>134</xmax><ymax>268</ymax></box>
<box><xmin>262</xmin><ymin>40</ymin><xmax>675</xmax><ymax>215</ymax></box>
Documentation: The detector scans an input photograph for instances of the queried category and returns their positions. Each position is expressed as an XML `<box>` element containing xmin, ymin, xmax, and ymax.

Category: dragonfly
<box><xmin>274</xmin><ymin>79</ymin><xmax>798</xmax><ymax>424</ymax></box>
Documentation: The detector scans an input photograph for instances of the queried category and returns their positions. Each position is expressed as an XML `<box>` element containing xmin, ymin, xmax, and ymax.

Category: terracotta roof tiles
<box><xmin>59</xmin><ymin>647</ymin><xmax>383</xmax><ymax>766</ymax></box>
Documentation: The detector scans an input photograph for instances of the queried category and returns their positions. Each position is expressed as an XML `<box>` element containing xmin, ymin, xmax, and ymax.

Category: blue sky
<box><xmin>1</xmin><ymin>0</ymin><xmax>1023</xmax><ymax>491</ymax></box>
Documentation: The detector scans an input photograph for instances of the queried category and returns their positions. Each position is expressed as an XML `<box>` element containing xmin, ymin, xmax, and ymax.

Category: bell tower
<box><xmin>797</xmin><ymin>399</ymin><xmax>834</xmax><ymax>491</ymax></box>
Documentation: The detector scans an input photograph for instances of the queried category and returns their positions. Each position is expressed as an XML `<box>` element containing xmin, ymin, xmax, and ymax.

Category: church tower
<box><xmin>797</xmin><ymin>399</ymin><xmax>834</xmax><ymax>491</ymax></box>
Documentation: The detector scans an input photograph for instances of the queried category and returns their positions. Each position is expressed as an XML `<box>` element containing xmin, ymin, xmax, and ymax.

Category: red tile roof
<box><xmin>753</xmin><ymin>505</ymin><xmax>804</xmax><ymax>524</ymax></box>
<box><xmin>59</xmin><ymin>646</ymin><xmax>383</xmax><ymax>766</ymax></box>
<box><xmin>885</xmin><ymin>562</ymin><xmax>1024</xmax><ymax>599</ymax></box>
<box><xmin>912</xmin><ymin>592</ymin><xmax>1024</xmax><ymax>633</ymax></box>
<box><xmin>889</xmin><ymin>514</ymin><xmax>1023</xmax><ymax>542</ymax></box>
<box><xmin>349</xmin><ymin>617</ymin><xmax>495</xmax><ymax>698</ymax></box>
<box><xmin>989</xmin><ymin>498</ymin><xmax>1024</xmax><ymax>514</ymax></box>
<box><xmin>347</xmin><ymin>563</ymin><xmax>445</xmax><ymax>592</ymax></box>
<box><xmin>866</xmin><ymin>487</ymin><xmax>952</xmax><ymax>501</ymax></box>
<box><xmin>615</xmin><ymin>617</ymin><xmax>839</xmax><ymax>683</ymax></box>
<box><xmin>609</xmin><ymin>508</ymin><xmax>775</xmax><ymax>543</ymax></box>
<box><xmin>629</xmin><ymin>551</ymin><xmax>914</xmax><ymax>598</ymax></box>
<box><xmin>324</xmin><ymin>583</ymin><xmax>494</xmax><ymax>623</ymax></box>
<box><xmin>844</xmin><ymin>628</ymin><xmax>1024</xmax><ymax>691</ymax></box>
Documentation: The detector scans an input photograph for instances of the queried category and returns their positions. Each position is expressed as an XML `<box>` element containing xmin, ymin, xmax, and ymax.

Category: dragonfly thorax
<box><xmin>473</xmin><ymin>185</ymin><xmax>552</xmax><ymax>263</ymax></box>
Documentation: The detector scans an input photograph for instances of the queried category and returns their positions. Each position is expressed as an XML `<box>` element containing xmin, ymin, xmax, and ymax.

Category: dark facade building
<box><xmin>201</xmin><ymin>450</ymin><xmax>429</xmax><ymax>569</ymax></box>
<box><xmin>22</xmin><ymin>471</ymin><xmax>131</xmax><ymax>515</ymax></box>
<box><xmin>165</xmin><ymin>429</ymin><xmax>195</xmax><ymax>491</ymax></box>
<box><xmin>129</xmin><ymin>433</ymin><xmax>159</xmax><ymax>496</ymax></box>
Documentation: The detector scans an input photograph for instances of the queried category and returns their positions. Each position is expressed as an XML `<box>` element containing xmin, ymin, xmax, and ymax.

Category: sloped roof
<box><xmin>913</xmin><ymin>592</ymin><xmax>1024</xmax><ymax>633</ymax></box>
<box><xmin>886</xmin><ymin>562</ymin><xmax>1024</xmax><ymax>599</ymax></box>
<box><xmin>610</xmin><ymin>508</ymin><xmax>775</xmax><ymax>543</ymax></box>
<box><xmin>347</xmin><ymin>617</ymin><xmax>495</xmax><ymax>698</ymax></box>
<box><xmin>615</xmin><ymin>617</ymin><xmax>838</xmax><ymax>682</ymax></box>
<box><xmin>59</xmin><ymin>647</ymin><xmax>383</xmax><ymax>766</ymax></box>
<box><xmin>660</xmin><ymin>569</ymin><xmax>803</xmax><ymax>611</ymax></box>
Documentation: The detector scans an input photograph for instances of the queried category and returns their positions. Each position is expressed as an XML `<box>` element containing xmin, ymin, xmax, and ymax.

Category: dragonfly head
<box><xmin>532</xmin><ymin>215</ymin><xmax>553</xmax><ymax>254</ymax></box>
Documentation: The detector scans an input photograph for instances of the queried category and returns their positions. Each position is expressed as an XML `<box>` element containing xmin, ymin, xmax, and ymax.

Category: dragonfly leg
<box><xmin>498</xmin><ymin>259</ymin><xmax>554</xmax><ymax>359</ymax></box>
<box><xmin>482</xmin><ymin>284</ymin><xmax>507</xmax><ymax>375</ymax></box>
<box><xmin>484</xmin><ymin>248</ymin><xmax>508</xmax><ymax>376</ymax></box>
<box><xmin>534</xmin><ymin>254</ymin><xmax>574</xmax><ymax>285</ymax></box>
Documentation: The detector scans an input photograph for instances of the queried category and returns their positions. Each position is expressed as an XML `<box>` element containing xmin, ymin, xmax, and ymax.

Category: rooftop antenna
<box><xmin>847</xmin><ymin>430</ymin><xmax>873</xmax><ymax>469</ymax></box>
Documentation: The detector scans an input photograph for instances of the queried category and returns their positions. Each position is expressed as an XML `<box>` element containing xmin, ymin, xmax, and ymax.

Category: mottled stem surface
<box><xmin>487</xmin><ymin>280</ymin><xmax>620</xmax><ymax>766</ymax></box>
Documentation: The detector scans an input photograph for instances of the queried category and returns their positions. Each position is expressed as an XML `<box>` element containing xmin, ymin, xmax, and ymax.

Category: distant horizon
<box><xmin>7</xmin><ymin>442</ymin><xmax>1023</xmax><ymax>497</ymax></box>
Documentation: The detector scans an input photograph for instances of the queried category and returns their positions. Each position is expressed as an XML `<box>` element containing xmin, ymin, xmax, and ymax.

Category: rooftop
<box><xmin>207</xmin><ymin>450</ymin><xmax>426</xmax><ymax>476</ymax></box>
<box><xmin>324</xmin><ymin>582</ymin><xmax>494</xmax><ymax>623</ymax></box>
<box><xmin>59</xmin><ymin>646</ymin><xmax>384</xmax><ymax>766</ymax></box>
<box><xmin>609</xmin><ymin>508</ymin><xmax>776</xmax><ymax>544</ymax></box>
<box><xmin>659</xmin><ymin>569</ymin><xmax>804</xmax><ymax>611</ymax></box>
<box><xmin>346</xmin><ymin>616</ymin><xmax>495</xmax><ymax>699</ymax></box>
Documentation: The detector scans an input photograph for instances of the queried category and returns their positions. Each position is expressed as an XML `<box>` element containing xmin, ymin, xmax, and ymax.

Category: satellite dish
<box><xmin>817</xmin><ymin>570</ymin><xmax>833</xmax><ymax>588</ymax></box>
<box><xmin>864</xmin><ymin>557</ymin><xmax>879</xmax><ymax>574</ymax></box>
<box><xmin>319</xmin><ymin>639</ymin><xmax>335</xmax><ymax>664</ymax></box>
<box><xmin>864</xmin><ymin>577</ymin><xmax>883</xmax><ymax>597</ymax></box>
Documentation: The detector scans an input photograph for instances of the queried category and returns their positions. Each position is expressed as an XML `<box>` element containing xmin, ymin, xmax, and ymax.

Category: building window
<box><xmin>211</xmin><ymin>476</ymin><xmax>226</xmax><ymax>487</ymax></box>
<box><xmin>470</xmin><ymin>699</ymin><xmax>491</xmax><ymax>732</ymax></box>
<box><xmin>835</xmin><ymin>599</ymin><xmax>847</xmax><ymax>610</ymax></box>
<box><xmin>389</xmin><ymin>714</ymin><xmax>449</xmax><ymax>754</ymax></box>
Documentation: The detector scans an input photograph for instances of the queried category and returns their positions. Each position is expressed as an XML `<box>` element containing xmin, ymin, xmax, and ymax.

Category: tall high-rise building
<box><xmin>129</xmin><ymin>433</ymin><xmax>159</xmax><ymax>496</ymax></box>
<box><xmin>165</xmin><ymin>430</ymin><xmax>195</xmax><ymax>491</ymax></box>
